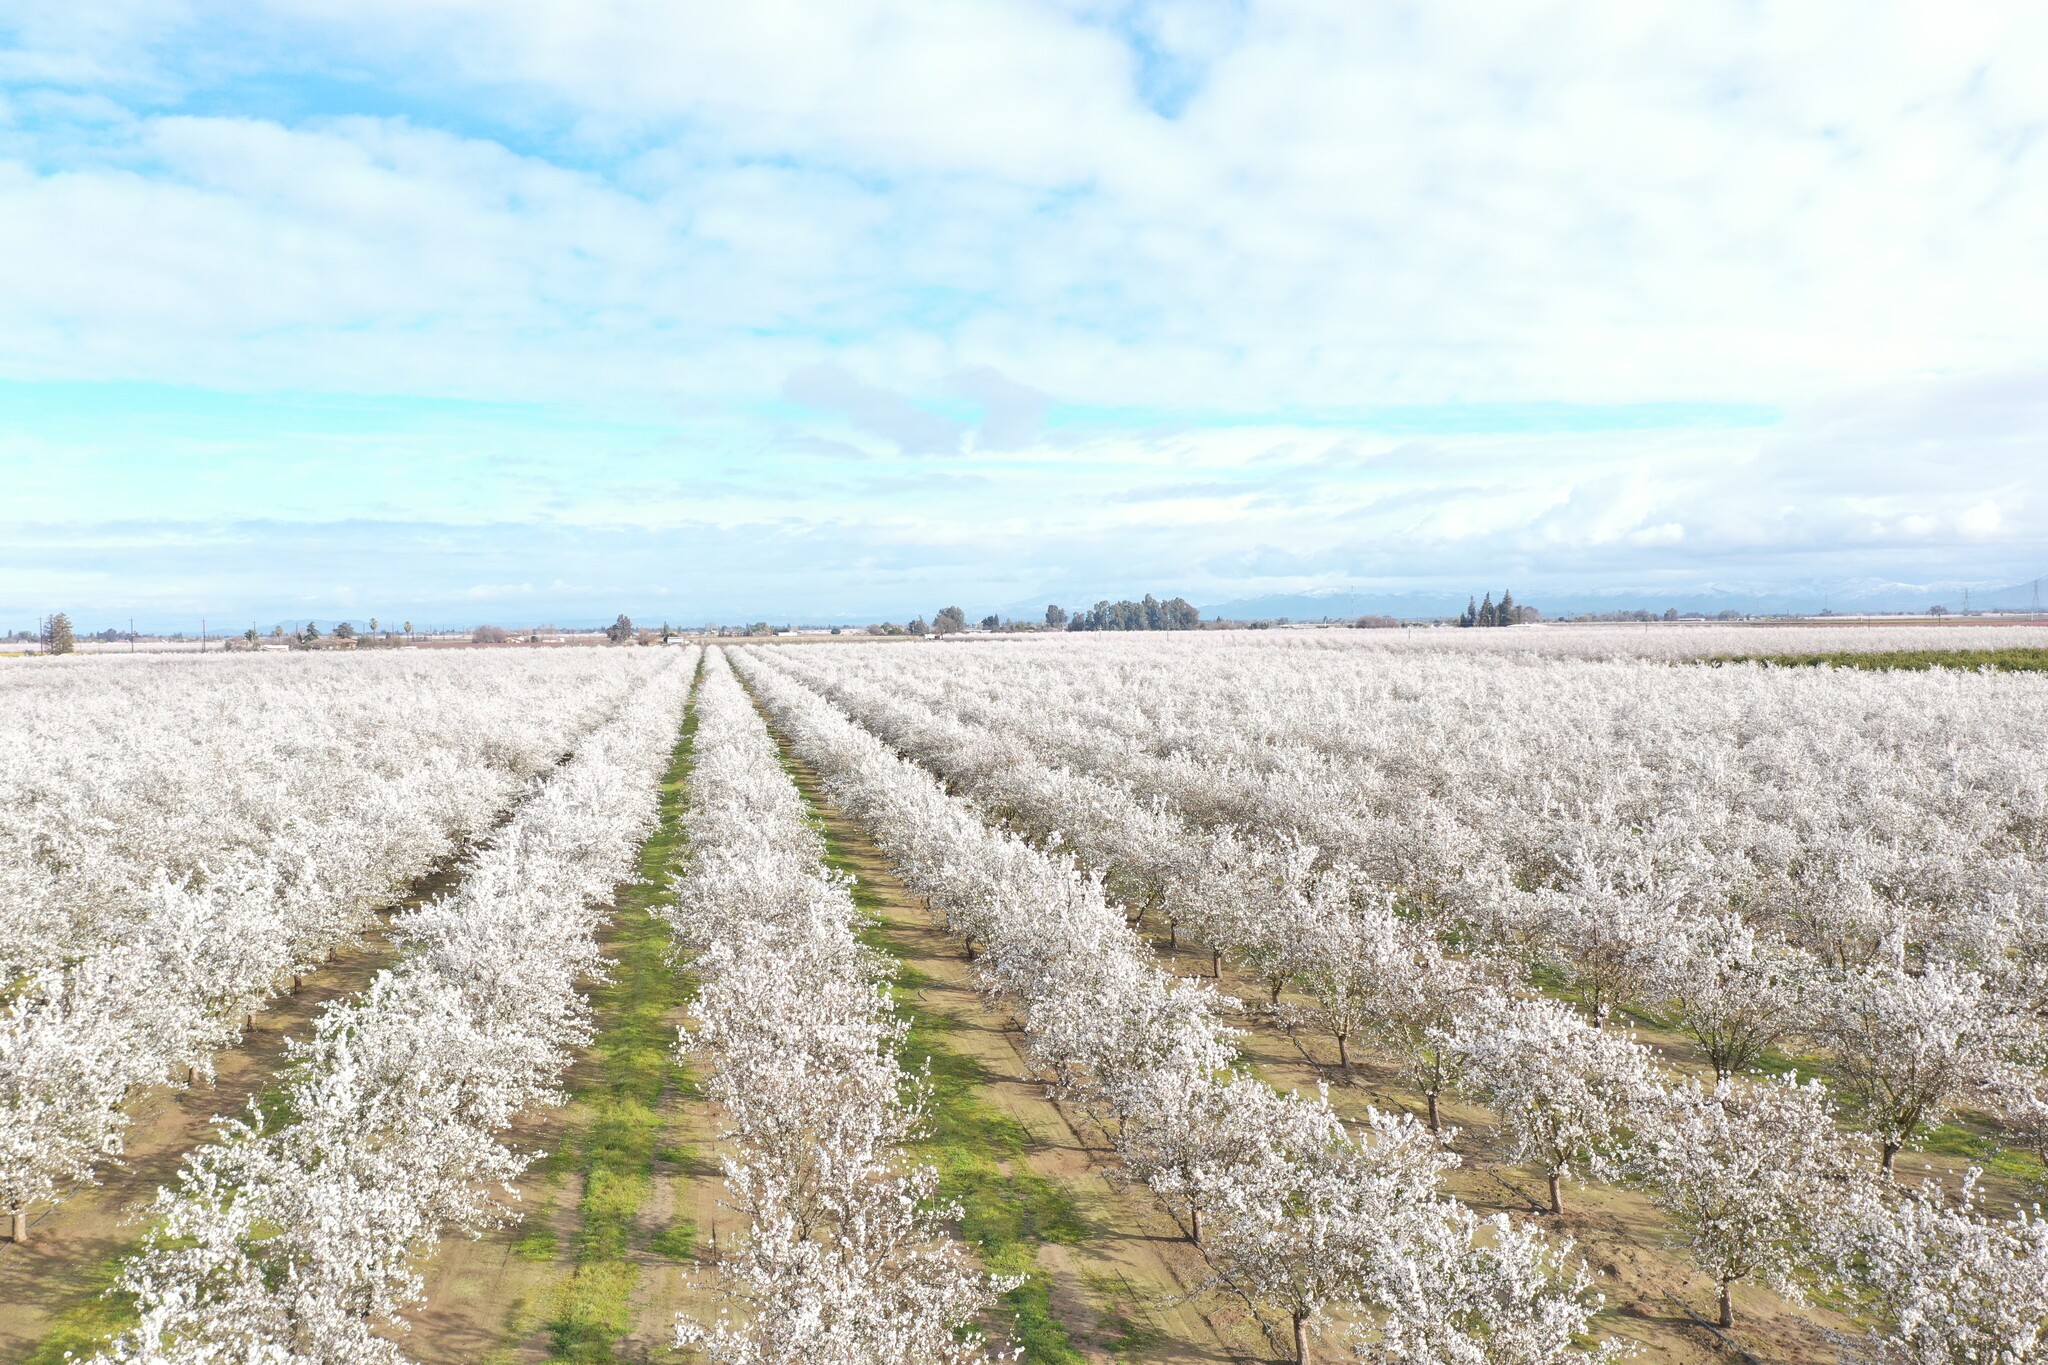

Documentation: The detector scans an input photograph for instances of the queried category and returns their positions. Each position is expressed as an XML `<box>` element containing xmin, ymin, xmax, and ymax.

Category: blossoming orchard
<box><xmin>3</xmin><ymin>626</ymin><xmax>2046</xmax><ymax>1364</ymax></box>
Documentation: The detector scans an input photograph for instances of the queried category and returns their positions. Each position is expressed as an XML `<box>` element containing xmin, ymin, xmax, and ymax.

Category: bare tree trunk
<box><xmin>1166</xmin><ymin>922</ymin><xmax>1177</xmax><ymax>951</ymax></box>
<box><xmin>1548</xmin><ymin>1170</ymin><xmax>1564</xmax><ymax>1216</ymax></box>
<box><xmin>291</xmin><ymin>973</ymin><xmax>302</xmax><ymax>994</ymax></box>
<box><xmin>1293</xmin><ymin>1312</ymin><xmax>1311</xmax><ymax>1364</ymax></box>
<box><xmin>1719</xmin><ymin>1279</ymin><xmax>1734</xmax><ymax>1328</ymax></box>
<box><xmin>1188</xmin><ymin>1201</ymin><xmax>1200</xmax><ymax>1244</ymax></box>
<box><xmin>8</xmin><ymin>1208</ymin><xmax>25</xmax><ymax>1243</ymax></box>
<box><xmin>1336</xmin><ymin>1033</ymin><xmax>1349</xmax><ymax>1076</ymax></box>
<box><xmin>1426</xmin><ymin>1089</ymin><xmax>1441</xmax><ymax>1132</ymax></box>
<box><xmin>1211</xmin><ymin>948</ymin><xmax>1221</xmax><ymax>978</ymax></box>
<box><xmin>1881</xmin><ymin>1142</ymin><xmax>1900</xmax><ymax>1177</ymax></box>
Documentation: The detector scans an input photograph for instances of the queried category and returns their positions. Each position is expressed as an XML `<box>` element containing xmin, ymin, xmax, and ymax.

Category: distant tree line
<box><xmin>1459</xmin><ymin>591</ymin><xmax>1537</xmax><ymax>627</ymax></box>
<box><xmin>1052</xmin><ymin>594</ymin><xmax>1201</xmax><ymax>631</ymax></box>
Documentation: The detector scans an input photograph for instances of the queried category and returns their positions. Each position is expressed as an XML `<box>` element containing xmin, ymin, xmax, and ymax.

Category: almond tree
<box><xmin>1542</xmin><ymin>878</ymin><xmax>1669</xmax><ymax>1028</ymax></box>
<box><xmin>1370</xmin><ymin>949</ymin><xmax>1500</xmax><ymax>1133</ymax></box>
<box><xmin>1837</xmin><ymin>1175</ymin><xmax>2048</xmax><ymax>1365</ymax></box>
<box><xmin>1651</xmin><ymin>913</ymin><xmax>1813</xmax><ymax>1079</ymax></box>
<box><xmin>1118</xmin><ymin>1071</ymin><xmax>1271</xmax><ymax>1244</ymax></box>
<box><xmin>0</xmin><ymin>956</ymin><xmax>172</xmax><ymax>1242</ymax></box>
<box><xmin>4</xmin><ymin>647</ymin><xmax>669</xmax><ymax>1230</ymax></box>
<box><xmin>94</xmin><ymin>651</ymin><xmax>695</xmax><ymax>1358</ymax></box>
<box><xmin>1983</xmin><ymin>1061</ymin><xmax>2048</xmax><ymax>1186</ymax></box>
<box><xmin>1198</xmin><ymin>1098</ymin><xmax>1454</xmax><ymax>1365</ymax></box>
<box><xmin>1284</xmin><ymin>880</ymin><xmax>1410</xmax><ymax>1077</ymax></box>
<box><xmin>669</xmin><ymin>651</ymin><xmax>1009</xmax><ymax>1361</ymax></box>
<box><xmin>678</xmin><ymin>1166</ymin><xmax>1008</xmax><ymax>1365</ymax></box>
<box><xmin>1451</xmin><ymin>995</ymin><xmax>1662</xmax><ymax>1215</ymax></box>
<box><xmin>1358</xmin><ymin>1203</ymin><xmax>1625</xmax><ymax>1364</ymax></box>
<box><xmin>1816</xmin><ymin>960</ymin><xmax>2024</xmax><ymax>1174</ymax></box>
<box><xmin>1632</xmin><ymin>1076</ymin><xmax>1871</xmax><ymax>1327</ymax></box>
<box><xmin>734</xmin><ymin>655</ymin><xmax>1470</xmax><ymax>1360</ymax></box>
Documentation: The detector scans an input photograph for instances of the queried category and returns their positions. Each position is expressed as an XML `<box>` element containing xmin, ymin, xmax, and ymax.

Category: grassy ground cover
<box><xmin>0</xmin><ymin>919</ymin><xmax>420</xmax><ymax>1362</ymax></box>
<box><xmin>749</xmin><ymin>698</ymin><xmax>1242</xmax><ymax>1361</ymax></box>
<box><xmin>537</xmin><ymin>679</ymin><xmax>701</xmax><ymax>1364</ymax></box>
<box><xmin>853</xmin><ymin>906</ymin><xmax>1094</xmax><ymax>1365</ymax></box>
<box><xmin>801</xmin><ymin>780</ymin><xmax>1093</xmax><ymax>1364</ymax></box>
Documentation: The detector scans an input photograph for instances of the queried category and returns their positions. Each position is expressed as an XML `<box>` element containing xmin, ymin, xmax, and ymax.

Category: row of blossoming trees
<box><xmin>735</xmin><ymin>648</ymin><xmax>1630</xmax><ymax>1365</ymax></box>
<box><xmin>740</xmin><ymin>634</ymin><xmax>2048</xmax><ymax>1361</ymax></box>
<box><xmin>660</xmin><ymin>647</ymin><xmax>1012</xmax><ymax>1361</ymax></box>
<box><xmin>84</xmin><ymin>649</ymin><xmax>694</xmax><ymax>1361</ymax></box>
<box><xmin>0</xmin><ymin>651</ymin><xmax>669</xmax><ymax>1244</ymax></box>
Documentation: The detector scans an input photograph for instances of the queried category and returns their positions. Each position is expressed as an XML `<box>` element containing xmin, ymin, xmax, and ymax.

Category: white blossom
<box><xmin>1631</xmin><ymin>1075</ymin><xmax>1871</xmax><ymax>1326</ymax></box>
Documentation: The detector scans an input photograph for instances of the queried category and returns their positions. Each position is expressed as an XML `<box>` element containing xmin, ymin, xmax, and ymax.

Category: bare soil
<box><xmin>1157</xmin><ymin>941</ymin><xmax>1863</xmax><ymax>1365</ymax></box>
<box><xmin>0</xmin><ymin>913</ymin><xmax>413</xmax><ymax>1359</ymax></box>
<box><xmin>396</xmin><ymin>909</ymin><xmax>721</xmax><ymax>1365</ymax></box>
<box><xmin>400</xmin><ymin>689</ymin><xmax>716</xmax><ymax>1364</ymax></box>
<box><xmin>779</xmin><ymin>748</ymin><xmax>1266</xmax><ymax>1363</ymax></box>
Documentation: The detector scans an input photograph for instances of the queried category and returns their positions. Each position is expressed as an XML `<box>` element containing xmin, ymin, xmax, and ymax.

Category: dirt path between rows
<box><xmin>744</xmin><ymin>657</ymin><xmax>1860</xmax><ymax>1365</ymax></box>
<box><xmin>399</xmin><ymin>680</ymin><xmax>715</xmax><ymax>1365</ymax></box>
<box><xmin>0</xmin><ymin>735</ymin><xmax>613</xmax><ymax>1361</ymax></box>
<box><xmin>770</xmin><ymin>741</ymin><xmax>1265</xmax><ymax>1365</ymax></box>
<box><xmin>0</xmin><ymin>884</ymin><xmax>435</xmax><ymax>1360</ymax></box>
<box><xmin>1148</xmin><ymin>938</ymin><xmax>1864</xmax><ymax>1365</ymax></box>
<box><xmin>394</xmin><ymin>904</ymin><xmax>721</xmax><ymax>1365</ymax></box>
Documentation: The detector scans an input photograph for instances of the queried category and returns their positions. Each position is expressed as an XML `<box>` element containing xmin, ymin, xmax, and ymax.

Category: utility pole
<box><xmin>201</xmin><ymin>617</ymin><xmax>207</xmax><ymax>653</ymax></box>
<box><xmin>129</xmin><ymin>617</ymin><xmax>135</xmax><ymax>653</ymax></box>
<box><xmin>1962</xmin><ymin>588</ymin><xmax>1971</xmax><ymax>616</ymax></box>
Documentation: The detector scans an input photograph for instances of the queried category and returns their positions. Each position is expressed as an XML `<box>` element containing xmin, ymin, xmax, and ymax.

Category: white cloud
<box><xmin>3</xmin><ymin>2</ymin><xmax>2046</xmax><ymax>407</ymax></box>
<box><xmin>1959</xmin><ymin>500</ymin><xmax>2004</xmax><ymax>539</ymax></box>
<box><xmin>3</xmin><ymin>1</ymin><xmax>2048</xmax><ymax>616</ymax></box>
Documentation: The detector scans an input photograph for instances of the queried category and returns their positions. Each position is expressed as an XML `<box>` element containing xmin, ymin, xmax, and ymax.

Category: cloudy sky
<box><xmin>3</xmin><ymin>2</ymin><xmax>2046</xmax><ymax>626</ymax></box>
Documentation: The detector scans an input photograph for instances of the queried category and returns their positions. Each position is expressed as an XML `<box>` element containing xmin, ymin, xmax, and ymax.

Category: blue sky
<box><xmin>3</xmin><ymin>2</ymin><xmax>2046</xmax><ymax>627</ymax></box>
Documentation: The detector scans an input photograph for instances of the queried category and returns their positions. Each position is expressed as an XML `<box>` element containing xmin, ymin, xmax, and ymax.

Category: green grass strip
<box><xmin>807</xmin><ymin>797</ymin><xmax>1091</xmax><ymax>1364</ymax></box>
<box><xmin>743</xmin><ymin>668</ymin><xmax>1102</xmax><ymax>1362</ymax></box>
<box><xmin>544</xmin><ymin>671</ymin><xmax>700</xmax><ymax>1363</ymax></box>
<box><xmin>19</xmin><ymin>1255</ymin><xmax>136</xmax><ymax>1365</ymax></box>
<box><xmin>1703</xmin><ymin>646</ymin><xmax>2048</xmax><ymax>673</ymax></box>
